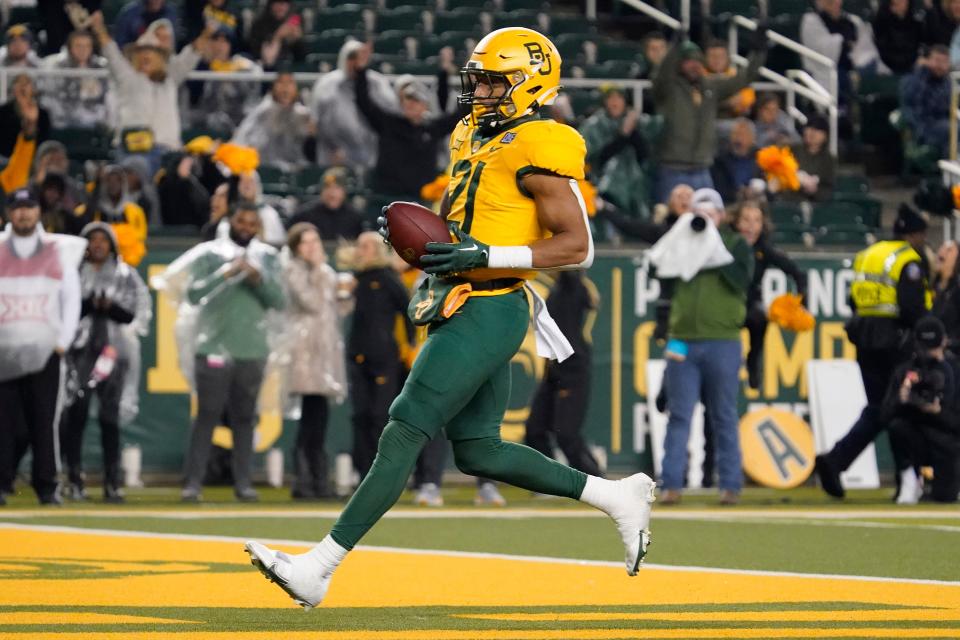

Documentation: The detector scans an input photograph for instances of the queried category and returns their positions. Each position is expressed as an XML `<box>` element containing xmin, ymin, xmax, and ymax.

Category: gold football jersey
<box><xmin>446</xmin><ymin>115</ymin><xmax>587</xmax><ymax>282</ymax></box>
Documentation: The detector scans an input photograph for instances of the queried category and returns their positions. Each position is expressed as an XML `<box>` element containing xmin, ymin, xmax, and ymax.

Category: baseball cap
<box><xmin>914</xmin><ymin>316</ymin><xmax>946</xmax><ymax>349</ymax></box>
<box><xmin>680</xmin><ymin>41</ymin><xmax>704</xmax><ymax>63</ymax></box>
<box><xmin>894</xmin><ymin>202</ymin><xmax>928</xmax><ymax>235</ymax></box>
<box><xmin>6</xmin><ymin>24</ymin><xmax>32</xmax><ymax>43</ymax></box>
<box><xmin>691</xmin><ymin>187</ymin><xmax>724</xmax><ymax>214</ymax></box>
<box><xmin>6</xmin><ymin>189</ymin><xmax>37</xmax><ymax>209</ymax></box>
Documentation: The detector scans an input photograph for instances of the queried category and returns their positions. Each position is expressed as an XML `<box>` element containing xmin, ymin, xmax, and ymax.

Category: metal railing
<box><xmin>949</xmin><ymin>70</ymin><xmax>960</xmax><ymax>161</ymax></box>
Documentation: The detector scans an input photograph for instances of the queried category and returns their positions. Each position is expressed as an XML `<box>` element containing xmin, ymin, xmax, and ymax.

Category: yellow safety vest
<box><xmin>850</xmin><ymin>240</ymin><xmax>932</xmax><ymax>318</ymax></box>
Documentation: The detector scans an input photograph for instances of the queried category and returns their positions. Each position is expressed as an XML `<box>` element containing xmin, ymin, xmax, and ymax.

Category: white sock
<box><xmin>306</xmin><ymin>534</ymin><xmax>349</xmax><ymax>569</ymax></box>
<box><xmin>578</xmin><ymin>475</ymin><xmax>622</xmax><ymax>515</ymax></box>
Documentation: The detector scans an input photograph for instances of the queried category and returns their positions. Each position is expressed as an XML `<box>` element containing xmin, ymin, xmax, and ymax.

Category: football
<box><xmin>385</xmin><ymin>201</ymin><xmax>453</xmax><ymax>268</ymax></box>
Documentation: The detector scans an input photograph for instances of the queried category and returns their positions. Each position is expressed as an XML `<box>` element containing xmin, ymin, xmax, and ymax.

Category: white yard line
<box><xmin>3</xmin><ymin>521</ymin><xmax>959</xmax><ymax>588</ymax></box>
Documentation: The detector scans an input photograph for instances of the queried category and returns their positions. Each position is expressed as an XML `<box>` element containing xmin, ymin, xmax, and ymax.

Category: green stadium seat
<box><xmin>499</xmin><ymin>9</ymin><xmax>543</xmax><ymax>30</ymax></box>
<box><xmin>262</xmin><ymin>182</ymin><xmax>298</xmax><ymax>197</ymax></box>
<box><xmin>376</xmin><ymin>7</ymin><xmax>426</xmax><ymax>32</ymax></box>
<box><xmin>432</xmin><ymin>10</ymin><xmax>483</xmax><ymax>34</ymax></box>
<box><xmin>374</xmin><ymin>30</ymin><xmax>412</xmax><ymax>57</ymax></box>
<box><xmin>811</xmin><ymin>201</ymin><xmax>873</xmax><ymax>231</ymax></box>
<box><xmin>770</xmin><ymin>201</ymin><xmax>806</xmax><ymax>227</ymax></box>
<box><xmin>415</xmin><ymin>35</ymin><xmax>445</xmax><ymax>58</ymax></box>
<box><xmin>438</xmin><ymin>30</ymin><xmax>480</xmax><ymax>55</ymax></box>
<box><xmin>295</xmin><ymin>165</ymin><xmax>327</xmax><ymax>191</ymax></box>
<box><xmin>504</xmin><ymin>0</ymin><xmax>551</xmax><ymax>10</ymax></box>
<box><xmin>594</xmin><ymin>39</ymin><xmax>644</xmax><ymax>63</ymax></box>
<box><xmin>566</xmin><ymin>87</ymin><xmax>600</xmax><ymax>119</ymax></box>
<box><xmin>316</xmin><ymin>5</ymin><xmax>368</xmax><ymax>31</ymax></box>
<box><xmin>50</xmin><ymin>127</ymin><xmax>113</xmax><ymax>162</ymax></box>
<box><xmin>771</xmin><ymin>228</ymin><xmax>810</xmax><ymax>246</ymax></box>
<box><xmin>304</xmin><ymin>29</ymin><xmax>363</xmax><ymax>54</ymax></box>
<box><xmin>305</xmin><ymin>53</ymin><xmax>339</xmax><ymax>70</ymax></box>
<box><xmin>554</xmin><ymin>33</ymin><xmax>594</xmax><ymax>62</ymax></box>
<box><xmin>545</xmin><ymin>14</ymin><xmax>597</xmax><ymax>35</ymax></box>
<box><xmin>833</xmin><ymin>175</ymin><xmax>870</xmax><ymax>197</ymax></box>
<box><xmin>384</xmin><ymin>59</ymin><xmax>437</xmax><ymax>74</ymax></box>
<box><xmin>258</xmin><ymin>165</ymin><xmax>289</xmax><ymax>184</ymax></box>
<box><xmin>814</xmin><ymin>228</ymin><xmax>870</xmax><ymax>247</ymax></box>
<box><xmin>710</xmin><ymin>0</ymin><xmax>759</xmax><ymax>19</ymax></box>
<box><xmin>857</xmin><ymin>74</ymin><xmax>901</xmax><ymax>148</ymax></box>
<box><xmin>443</xmin><ymin>0</ymin><xmax>494</xmax><ymax>9</ymax></box>
<box><xmin>381</xmin><ymin>0</ymin><xmax>431</xmax><ymax>7</ymax></box>
<box><xmin>829</xmin><ymin>196</ymin><xmax>882</xmax><ymax>229</ymax></box>
<box><xmin>768</xmin><ymin>0</ymin><xmax>808</xmax><ymax>17</ymax></box>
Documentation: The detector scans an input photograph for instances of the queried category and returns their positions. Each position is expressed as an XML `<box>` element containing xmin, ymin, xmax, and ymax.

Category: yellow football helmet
<box><xmin>458</xmin><ymin>27</ymin><xmax>562</xmax><ymax>132</ymax></box>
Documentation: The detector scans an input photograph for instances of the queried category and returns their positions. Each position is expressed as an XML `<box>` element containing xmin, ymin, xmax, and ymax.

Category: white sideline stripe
<box><xmin>1</xmin><ymin>508</ymin><xmax>959</xmax><ymax>520</ymax></box>
<box><xmin>2</xmin><ymin>521</ymin><xmax>959</xmax><ymax>588</ymax></box>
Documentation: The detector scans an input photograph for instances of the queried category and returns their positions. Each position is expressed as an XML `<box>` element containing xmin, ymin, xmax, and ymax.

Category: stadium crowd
<box><xmin>0</xmin><ymin>0</ymin><xmax>958</xmax><ymax>505</ymax></box>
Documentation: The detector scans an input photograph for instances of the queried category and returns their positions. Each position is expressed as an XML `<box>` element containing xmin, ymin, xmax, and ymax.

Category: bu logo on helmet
<box><xmin>524</xmin><ymin>42</ymin><xmax>552</xmax><ymax>75</ymax></box>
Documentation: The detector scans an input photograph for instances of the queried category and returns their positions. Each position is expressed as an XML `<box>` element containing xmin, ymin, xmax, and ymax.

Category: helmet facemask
<box><xmin>458</xmin><ymin>66</ymin><xmax>528</xmax><ymax>134</ymax></box>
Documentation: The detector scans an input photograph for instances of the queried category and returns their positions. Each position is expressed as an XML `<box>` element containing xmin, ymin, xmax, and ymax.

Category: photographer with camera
<box><xmin>886</xmin><ymin>316</ymin><xmax>960</xmax><ymax>504</ymax></box>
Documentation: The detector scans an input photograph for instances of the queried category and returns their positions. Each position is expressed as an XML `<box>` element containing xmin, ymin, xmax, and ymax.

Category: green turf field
<box><xmin>2</xmin><ymin>485</ymin><xmax>959</xmax><ymax>639</ymax></box>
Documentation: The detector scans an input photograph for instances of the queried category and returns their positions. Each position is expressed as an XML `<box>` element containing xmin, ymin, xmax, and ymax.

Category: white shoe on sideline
<box><xmin>896</xmin><ymin>469</ymin><xmax>923</xmax><ymax>505</ymax></box>
<box><xmin>474</xmin><ymin>482</ymin><xmax>507</xmax><ymax>506</ymax></box>
<box><xmin>415</xmin><ymin>482</ymin><xmax>444</xmax><ymax>507</ymax></box>
<box><xmin>244</xmin><ymin>541</ymin><xmax>334</xmax><ymax>610</ymax></box>
<box><xmin>611</xmin><ymin>473</ymin><xmax>656</xmax><ymax>575</ymax></box>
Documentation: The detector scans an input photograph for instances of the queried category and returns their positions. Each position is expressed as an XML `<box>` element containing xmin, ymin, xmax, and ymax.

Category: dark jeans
<box><xmin>292</xmin><ymin>394</ymin><xmax>330</xmax><ymax>497</ymax></box>
<box><xmin>656</xmin><ymin>166</ymin><xmax>714</xmax><ymax>204</ymax></box>
<box><xmin>0</xmin><ymin>353</ymin><xmax>62</xmax><ymax>499</ymax></box>
<box><xmin>183</xmin><ymin>356</ymin><xmax>265</xmax><ymax>493</ymax></box>
<box><xmin>60</xmin><ymin>361</ymin><xmax>127</xmax><ymax>491</ymax></box>
<box><xmin>524</xmin><ymin>363</ymin><xmax>601</xmax><ymax>477</ymax></box>
<box><xmin>349</xmin><ymin>359</ymin><xmax>400</xmax><ymax>481</ymax></box>
<box><xmin>662</xmin><ymin>340</ymin><xmax>742</xmax><ymax>492</ymax></box>
<box><xmin>889</xmin><ymin>418</ymin><xmax>960</xmax><ymax>503</ymax></box>
<box><xmin>826</xmin><ymin>348</ymin><xmax>903</xmax><ymax>471</ymax></box>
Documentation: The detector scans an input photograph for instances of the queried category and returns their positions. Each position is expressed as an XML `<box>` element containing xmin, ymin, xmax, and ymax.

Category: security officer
<box><xmin>815</xmin><ymin>204</ymin><xmax>933</xmax><ymax>498</ymax></box>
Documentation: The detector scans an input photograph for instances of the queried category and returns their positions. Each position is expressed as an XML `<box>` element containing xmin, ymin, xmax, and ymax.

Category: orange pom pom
<box><xmin>419</xmin><ymin>174</ymin><xmax>451</xmax><ymax>203</ymax></box>
<box><xmin>213</xmin><ymin>143</ymin><xmax>260</xmax><ymax>176</ymax></box>
<box><xmin>578</xmin><ymin>179</ymin><xmax>598</xmax><ymax>217</ymax></box>
<box><xmin>756</xmin><ymin>145</ymin><xmax>800</xmax><ymax>192</ymax></box>
<box><xmin>111</xmin><ymin>223</ymin><xmax>146</xmax><ymax>267</ymax></box>
<box><xmin>952</xmin><ymin>184</ymin><xmax>960</xmax><ymax>211</ymax></box>
<box><xmin>768</xmin><ymin>293</ymin><xmax>815</xmax><ymax>332</ymax></box>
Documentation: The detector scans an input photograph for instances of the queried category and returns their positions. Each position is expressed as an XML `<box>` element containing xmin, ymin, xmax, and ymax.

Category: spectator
<box><xmin>1</xmin><ymin>24</ymin><xmax>41</xmax><ymax>68</ymax></box>
<box><xmin>786</xmin><ymin>115</ymin><xmax>836</xmax><ymax>201</ymax></box>
<box><xmin>73</xmin><ymin>165</ymin><xmax>148</xmax><ymax>266</ymax></box>
<box><xmin>801</xmin><ymin>0</ymin><xmax>884</xmax><ymax>103</ymax></box>
<box><xmin>524</xmin><ymin>270</ymin><xmax>603</xmax><ymax>477</ymax></box>
<box><xmin>311</xmin><ymin>40</ymin><xmax>398</xmax><ymax>170</ymax></box>
<box><xmin>283</xmin><ymin>222</ymin><xmax>348</xmax><ymax>499</ymax></box>
<box><xmin>705</xmin><ymin>40</ymin><xmax>756</xmax><ymax>121</ymax></box>
<box><xmin>651</xmin><ymin>188</ymin><xmax>753</xmax><ymax>505</ymax></box>
<box><xmin>40</xmin><ymin>30</ymin><xmax>112</xmax><ymax>131</ymax></box>
<box><xmin>230</xmin><ymin>170</ymin><xmax>286</xmax><ymax>246</ymax></box>
<box><xmin>900</xmin><ymin>45</ymin><xmax>952</xmax><ymax>158</ymax></box>
<box><xmin>142</xmin><ymin>17</ymin><xmax>175</xmax><ymax>55</ymax></box>
<box><xmin>580</xmin><ymin>85</ymin><xmax>648</xmax><ymax>213</ymax></box>
<box><xmin>183</xmin><ymin>134</ymin><xmax>229</xmax><ymax>195</ymax></box>
<box><xmin>638</xmin><ymin>31</ymin><xmax>668</xmax><ymax>80</ymax></box>
<box><xmin>158</xmin><ymin>152</ymin><xmax>210</xmax><ymax>228</ymax></box>
<box><xmin>38</xmin><ymin>0</ymin><xmax>101</xmax><ymax>56</ymax></box>
<box><xmin>36</xmin><ymin>172</ymin><xmax>80</xmax><ymax>235</ymax></box>
<box><xmin>186</xmin><ymin>28</ymin><xmax>262</xmax><ymax>133</ymax></box>
<box><xmin>651</xmin><ymin>31</ymin><xmax>765</xmax><ymax>204</ymax></box>
<box><xmin>247</xmin><ymin>0</ymin><xmax>305</xmax><ymax>70</ymax></box>
<box><xmin>233</xmin><ymin>71</ymin><xmax>313</xmax><ymax>172</ymax></box>
<box><xmin>0</xmin><ymin>75</ymin><xmax>50</xmax><ymax>160</ymax></box>
<box><xmin>89</xmin><ymin>10</ymin><xmax>211</xmax><ymax>169</ymax></box>
<box><xmin>0</xmin><ymin>189</ymin><xmax>82</xmax><ymax>505</ymax></box>
<box><xmin>184</xmin><ymin>0</ymin><xmax>239</xmax><ymax>45</ymax></box>
<box><xmin>753</xmin><ymin>93</ymin><xmax>800</xmax><ymax>148</ymax></box>
<box><xmin>113</xmin><ymin>0</ymin><xmax>179</xmax><ymax>49</ymax></box>
<box><xmin>355</xmin><ymin>54</ymin><xmax>462</xmax><ymax>200</ymax></box>
<box><xmin>730</xmin><ymin>200</ymin><xmax>807</xmax><ymax>389</ymax></box>
<box><xmin>201</xmin><ymin>182</ymin><xmax>230</xmax><ymax>239</ymax></box>
<box><xmin>288</xmin><ymin>168</ymin><xmax>365</xmax><ymax>242</ymax></box>
<box><xmin>924</xmin><ymin>0</ymin><xmax>960</xmax><ymax>47</ymax></box>
<box><xmin>178</xmin><ymin>201</ymin><xmax>286</xmax><ymax>503</ymax></box>
<box><xmin>120</xmin><ymin>156</ymin><xmax>161</xmax><ymax>226</ymax></box>
<box><xmin>60</xmin><ymin>222</ymin><xmax>150</xmax><ymax>503</ymax></box>
<box><xmin>30</xmin><ymin>141</ymin><xmax>83</xmax><ymax>211</ymax></box>
<box><xmin>711</xmin><ymin>118</ymin><xmax>763</xmax><ymax>204</ymax></box>
<box><xmin>874</xmin><ymin>0</ymin><xmax>924</xmax><ymax>74</ymax></box>
<box><xmin>886</xmin><ymin>316</ymin><xmax>959</xmax><ymax>504</ymax></box>
<box><xmin>348</xmin><ymin>231</ymin><xmax>413</xmax><ymax>482</ymax></box>
<box><xmin>933</xmin><ymin>240</ymin><xmax>960</xmax><ymax>352</ymax></box>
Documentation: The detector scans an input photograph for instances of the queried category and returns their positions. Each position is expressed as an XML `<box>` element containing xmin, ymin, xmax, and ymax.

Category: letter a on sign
<box><xmin>739</xmin><ymin>407</ymin><xmax>815</xmax><ymax>489</ymax></box>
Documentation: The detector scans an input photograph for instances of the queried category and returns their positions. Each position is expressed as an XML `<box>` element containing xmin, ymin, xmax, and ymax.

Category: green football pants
<box><xmin>330</xmin><ymin>290</ymin><xmax>588</xmax><ymax>549</ymax></box>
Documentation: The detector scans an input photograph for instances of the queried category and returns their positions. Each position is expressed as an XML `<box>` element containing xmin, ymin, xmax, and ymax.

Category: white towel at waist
<box><xmin>524</xmin><ymin>282</ymin><xmax>574</xmax><ymax>362</ymax></box>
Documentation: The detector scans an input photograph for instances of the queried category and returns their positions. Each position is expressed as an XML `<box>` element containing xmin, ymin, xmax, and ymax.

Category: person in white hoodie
<box><xmin>89</xmin><ymin>10</ymin><xmax>212</xmax><ymax>170</ymax></box>
<box><xmin>0</xmin><ymin>190</ymin><xmax>83</xmax><ymax>506</ymax></box>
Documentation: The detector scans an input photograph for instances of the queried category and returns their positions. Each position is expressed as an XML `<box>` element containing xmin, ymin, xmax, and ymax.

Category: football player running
<box><xmin>245</xmin><ymin>28</ymin><xmax>655</xmax><ymax>609</ymax></box>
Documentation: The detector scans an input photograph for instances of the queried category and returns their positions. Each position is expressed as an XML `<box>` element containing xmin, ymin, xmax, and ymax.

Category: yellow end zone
<box><xmin>2</xmin><ymin>526</ymin><xmax>959</xmax><ymax>639</ymax></box>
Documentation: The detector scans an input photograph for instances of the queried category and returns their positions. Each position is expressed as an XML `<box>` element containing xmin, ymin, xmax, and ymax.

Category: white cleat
<box><xmin>615</xmin><ymin>473</ymin><xmax>656</xmax><ymax>576</ymax></box>
<box><xmin>244</xmin><ymin>541</ymin><xmax>333</xmax><ymax>610</ymax></box>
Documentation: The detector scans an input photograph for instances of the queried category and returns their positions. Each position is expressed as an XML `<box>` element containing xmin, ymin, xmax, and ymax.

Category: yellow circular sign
<box><xmin>739</xmin><ymin>407</ymin><xmax>815</xmax><ymax>489</ymax></box>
